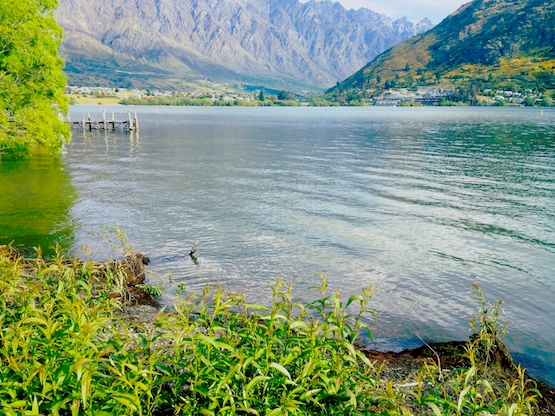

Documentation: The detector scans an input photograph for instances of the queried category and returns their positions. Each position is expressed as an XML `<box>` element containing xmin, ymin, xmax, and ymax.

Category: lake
<box><xmin>1</xmin><ymin>106</ymin><xmax>554</xmax><ymax>385</ymax></box>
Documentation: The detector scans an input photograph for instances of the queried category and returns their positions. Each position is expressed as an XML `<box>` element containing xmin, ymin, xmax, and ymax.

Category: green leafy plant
<box><xmin>0</xmin><ymin>0</ymin><xmax>70</xmax><ymax>158</ymax></box>
<box><xmin>136</xmin><ymin>284</ymin><xmax>163</xmax><ymax>299</ymax></box>
<box><xmin>0</xmin><ymin>245</ymin><xmax>543</xmax><ymax>415</ymax></box>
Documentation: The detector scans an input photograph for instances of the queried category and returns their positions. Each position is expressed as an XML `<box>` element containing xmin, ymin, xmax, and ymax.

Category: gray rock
<box><xmin>56</xmin><ymin>0</ymin><xmax>433</xmax><ymax>90</ymax></box>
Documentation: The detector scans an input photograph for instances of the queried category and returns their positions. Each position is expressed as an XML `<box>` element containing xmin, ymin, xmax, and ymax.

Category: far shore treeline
<box><xmin>0</xmin><ymin>0</ymin><xmax>69</xmax><ymax>159</ymax></box>
<box><xmin>119</xmin><ymin>94</ymin><xmax>305</xmax><ymax>107</ymax></box>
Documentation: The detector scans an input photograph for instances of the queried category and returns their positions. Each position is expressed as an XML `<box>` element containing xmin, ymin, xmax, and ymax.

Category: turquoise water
<box><xmin>2</xmin><ymin>106</ymin><xmax>554</xmax><ymax>384</ymax></box>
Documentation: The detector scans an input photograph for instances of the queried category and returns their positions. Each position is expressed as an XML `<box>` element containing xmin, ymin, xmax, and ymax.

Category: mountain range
<box><xmin>329</xmin><ymin>0</ymin><xmax>555</xmax><ymax>99</ymax></box>
<box><xmin>55</xmin><ymin>0</ymin><xmax>433</xmax><ymax>91</ymax></box>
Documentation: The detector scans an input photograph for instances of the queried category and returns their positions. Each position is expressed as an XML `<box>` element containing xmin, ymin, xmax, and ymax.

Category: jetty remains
<box><xmin>67</xmin><ymin>110</ymin><xmax>139</xmax><ymax>131</ymax></box>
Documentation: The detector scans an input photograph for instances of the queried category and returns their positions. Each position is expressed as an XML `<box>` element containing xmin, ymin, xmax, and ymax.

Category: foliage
<box><xmin>0</xmin><ymin>0</ymin><xmax>70</xmax><ymax>158</ymax></box>
<box><xmin>278</xmin><ymin>91</ymin><xmax>293</xmax><ymax>100</ymax></box>
<box><xmin>309</xmin><ymin>97</ymin><xmax>340</xmax><ymax>107</ymax></box>
<box><xmin>397</xmin><ymin>102</ymin><xmax>423</xmax><ymax>107</ymax></box>
<box><xmin>155</xmin><ymin>276</ymin><xmax>380</xmax><ymax>415</ymax></box>
<box><xmin>119</xmin><ymin>94</ymin><xmax>303</xmax><ymax>107</ymax></box>
<box><xmin>444</xmin><ymin>82</ymin><xmax>484</xmax><ymax>106</ymax></box>
<box><xmin>0</xmin><ymin>245</ymin><xmax>542</xmax><ymax>415</ymax></box>
<box><xmin>405</xmin><ymin>283</ymin><xmax>539</xmax><ymax>416</ymax></box>
<box><xmin>136</xmin><ymin>284</ymin><xmax>163</xmax><ymax>299</ymax></box>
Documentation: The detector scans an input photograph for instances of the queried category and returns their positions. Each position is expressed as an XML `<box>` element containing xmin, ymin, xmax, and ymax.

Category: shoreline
<box><xmin>2</xmin><ymin>245</ymin><xmax>554</xmax><ymax>414</ymax></box>
<box><xmin>125</xmin><ymin>299</ymin><xmax>555</xmax><ymax>414</ymax></box>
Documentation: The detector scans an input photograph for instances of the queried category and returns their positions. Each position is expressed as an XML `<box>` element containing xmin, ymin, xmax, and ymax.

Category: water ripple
<box><xmin>61</xmin><ymin>106</ymin><xmax>555</xmax><ymax>385</ymax></box>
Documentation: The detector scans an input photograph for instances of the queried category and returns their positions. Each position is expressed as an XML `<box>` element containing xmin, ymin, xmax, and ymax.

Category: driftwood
<box><xmin>189</xmin><ymin>241</ymin><xmax>199</xmax><ymax>256</ymax></box>
<box><xmin>103</xmin><ymin>252</ymin><xmax>151</xmax><ymax>285</ymax></box>
<box><xmin>1</xmin><ymin>246</ymin><xmax>158</xmax><ymax>307</ymax></box>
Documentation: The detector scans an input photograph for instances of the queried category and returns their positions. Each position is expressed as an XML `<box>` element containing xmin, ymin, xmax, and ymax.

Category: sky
<box><xmin>309</xmin><ymin>0</ymin><xmax>472</xmax><ymax>24</ymax></box>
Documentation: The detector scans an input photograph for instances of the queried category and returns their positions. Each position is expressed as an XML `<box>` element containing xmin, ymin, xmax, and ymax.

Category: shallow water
<box><xmin>2</xmin><ymin>106</ymin><xmax>554</xmax><ymax>384</ymax></box>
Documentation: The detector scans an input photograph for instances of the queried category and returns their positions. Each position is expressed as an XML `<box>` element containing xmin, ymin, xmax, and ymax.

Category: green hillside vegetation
<box><xmin>119</xmin><ymin>94</ymin><xmax>300</xmax><ymax>107</ymax></box>
<box><xmin>327</xmin><ymin>0</ymin><xmax>555</xmax><ymax>105</ymax></box>
<box><xmin>0</xmin><ymin>0</ymin><xmax>70</xmax><ymax>158</ymax></box>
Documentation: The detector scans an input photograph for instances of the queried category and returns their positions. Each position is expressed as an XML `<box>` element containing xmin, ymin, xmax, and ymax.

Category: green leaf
<box><xmin>6</xmin><ymin>400</ymin><xmax>26</xmax><ymax>408</ymax></box>
<box><xmin>270</xmin><ymin>362</ymin><xmax>292</xmax><ymax>380</ymax></box>
<box><xmin>426</xmin><ymin>402</ymin><xmax>443</xmax><ymax>416</ymax></box>
<box><xmin>245</xmin><ymin>375</ymin><xmax>270</xmax><ymax>393</ymax></box>
<box><xmin>37</xmin><ymin>265</ymin><xmax>60</xmax><ymax>276</ymax></box>
<box><xmin>237</xmin><ymin>408</ymin><xmax>259</xmax><ymax>415</ymax></box>
<box><xmin>289</xmin><ymin>321</ymin><xmax>309</xmax><ymax>331</ymax></box>
<box><xmin>196</xmin><ymin>333</ymin><xmax>235</xmax><ymax>352</ymax></box>
<box><xmin>346</xmin><ymin>295</ymin><xmax>364</xmax><ymax>308</ymax></box>
<box><xmin>112</xmin><ymin>393</ymin><xmax>139</xmax><ymax>411</ymax></box>
<box><xmin>457</xmin><ymin>386</ymin><xmax>471</xmax><ymax>411</ymax></box>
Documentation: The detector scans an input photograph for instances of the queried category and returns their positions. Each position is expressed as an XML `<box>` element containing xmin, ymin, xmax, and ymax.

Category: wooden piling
<box><xmin>67</xmin><ymin>112</ymin><xmax>138</xmax><ymax>131</ymax></box>
<box><xmin>127</xmin><ymin>111</ymin><xmax>132</xmax><ymax>130</ymax></box>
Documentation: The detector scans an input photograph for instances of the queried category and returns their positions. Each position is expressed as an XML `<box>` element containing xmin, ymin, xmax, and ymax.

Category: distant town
<box><xmin>65</xmin><ymin>85</ymin><xmax>550</xmax><ymax>107</ymax></box>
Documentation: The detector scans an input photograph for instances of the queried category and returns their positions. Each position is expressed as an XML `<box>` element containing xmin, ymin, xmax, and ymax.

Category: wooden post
<box><xmin>102</xmin><ymin>109</ymin><xmax>107</xmax><ymax>130</ymax></box>
<box><xmin>82</xmin><ymin>115</ymin><xmax>85</xmax><ymax>130</ymax></box>
<box><xmin>127</xmin><ymin>110</ymin><xmax>133</xmax><ymax>130</ymax></box>
<box><xmin>88</xmin><ymin>112</ymin><xmax>92</xmax><ymax>131</ymax></box>
<box><xmin>134</xmin><ymin>112</ymin><xmax>139</xmax><ymax>132</ymax></box>
<box><xmin>111</xmin><ymin>112</ymin><xmax>115</xmax><ymax>130</ymax></box>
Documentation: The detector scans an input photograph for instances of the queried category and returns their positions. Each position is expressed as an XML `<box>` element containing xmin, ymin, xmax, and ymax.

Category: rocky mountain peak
<box><xmin>57</xmin><ymin>0</ymin><xmax>434</xmax><ymax>90</ymax></box>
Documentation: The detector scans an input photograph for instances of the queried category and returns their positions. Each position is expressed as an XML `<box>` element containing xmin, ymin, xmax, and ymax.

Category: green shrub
<box><xmin>153</xmin><ymin>277</ymin><xmax>378</xmax><ymax>415</ymax></box>
<box><xmin>0</xmin><ymin>246</ymin><xmax>541</xmax><ymax>415</ymax></box>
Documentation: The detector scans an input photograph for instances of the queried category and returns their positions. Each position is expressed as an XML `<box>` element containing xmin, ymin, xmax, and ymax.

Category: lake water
<box><xmin>1</xmin><ymin>106</ymin><xmax>554</xmax><ymax>385</ymax></box>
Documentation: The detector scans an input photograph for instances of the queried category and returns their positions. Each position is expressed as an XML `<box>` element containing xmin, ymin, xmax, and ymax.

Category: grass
<box><xmin>0</xmin><ymin>243</ymin><xmax>543</xmax><ymax>415</ymax></box>
<box><xmin>67</xmin><ymin>95</ymin><xmax>122</xmax><ymax>105</ymax></box>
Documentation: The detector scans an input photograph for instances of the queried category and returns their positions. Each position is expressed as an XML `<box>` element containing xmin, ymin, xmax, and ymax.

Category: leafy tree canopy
<box><xmin>277</xmin><ymin>90</ymin><xmax>293</xmax><ymax>100</ymax></box>
<box><xmin>0</xmin><ymin>0</ymin><xmax>69</xmax><ymax>159</ymax></box>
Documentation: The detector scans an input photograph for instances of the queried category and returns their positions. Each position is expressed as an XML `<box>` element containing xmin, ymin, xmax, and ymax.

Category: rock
<box><xmin>56</xmin><ymin>0</ymin><xmax>433</xmax><ymax>89</ymax></box>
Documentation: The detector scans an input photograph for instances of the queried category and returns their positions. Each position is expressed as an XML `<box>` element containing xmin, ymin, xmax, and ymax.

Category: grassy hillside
<box><xmin>327</xmin><ymin>0</ymin><xmax>555</xmax><ymax>104</ymax></box>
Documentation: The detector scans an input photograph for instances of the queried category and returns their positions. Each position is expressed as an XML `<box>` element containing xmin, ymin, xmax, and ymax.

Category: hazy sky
<box><xmin>311</xmin><ymin>0</ymin><xmax>472</xmax><ymax>23</ymax></box>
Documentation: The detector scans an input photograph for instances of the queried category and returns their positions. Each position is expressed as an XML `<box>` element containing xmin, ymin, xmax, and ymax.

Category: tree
<box><xmin>278</xmin><ymin>90</ymin><xmax>292</xmax><ymax>100</ymax></box>
<box><xmin>0</xmin><ymin>0</ymin><xmax>69</xmax><ymax>158</ymax></box>
<box><xmin>435</xmin><ymin>70</ymin><xmax>442</xmax><ymax>83</ymax></box>
<box><xmin>258</xmin><ymin>90</ymin><xmax>265</xmax><ymax>101</ymax></box>
<box><xmin>541</xmin><ymin>96</ymin><xmax>553</xmax><ymax>107</ymax></box>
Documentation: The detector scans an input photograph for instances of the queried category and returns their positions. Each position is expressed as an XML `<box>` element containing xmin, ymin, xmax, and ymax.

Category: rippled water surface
<box><xmin>3</xmin><ymin>106</ymin><xmax>555</xmax><ymax>384</ymax></box>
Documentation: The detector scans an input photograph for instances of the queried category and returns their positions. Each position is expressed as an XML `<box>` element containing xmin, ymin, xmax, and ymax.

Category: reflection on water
<box><xmin>6</xmin><ymin>105</ymin><xmax>555</xmax><ymax>385</ymax></box>
<box><xmin>0</xmin><ymin>157</ymin><xmax>76</xmax><ymax>255</ymax></box>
